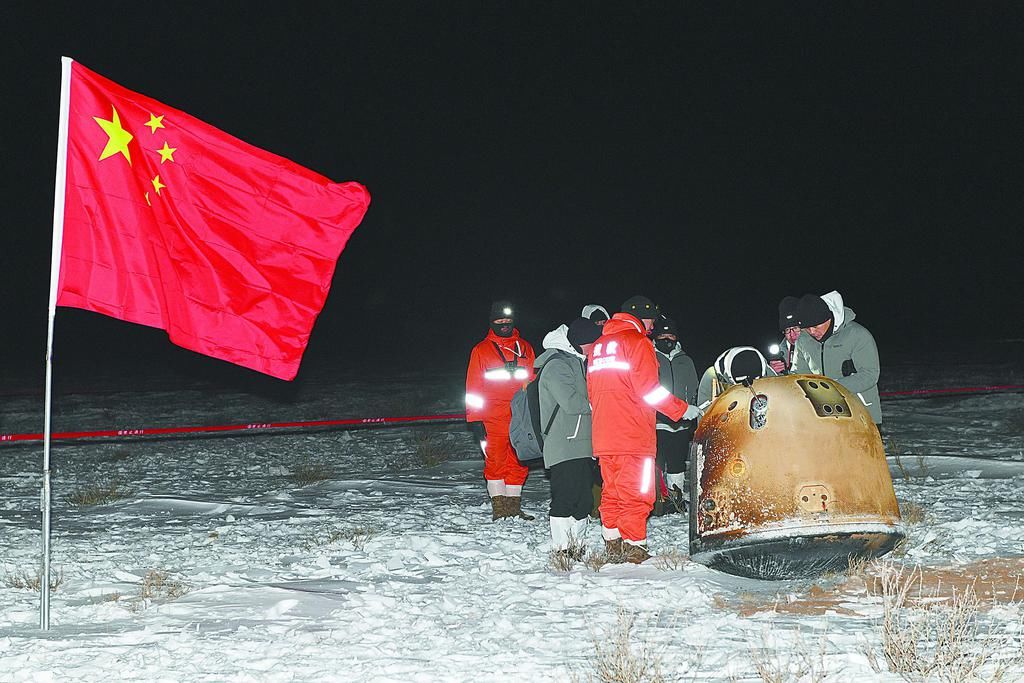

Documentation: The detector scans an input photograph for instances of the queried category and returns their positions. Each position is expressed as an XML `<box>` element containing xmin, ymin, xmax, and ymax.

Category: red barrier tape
<box><xmin>0</xmin><ymin>413</ymin><xmax>466</xmax><ymax>444</ymax></box>
<box><xmin>2</xmin><ymin>384</ymin><xmax>1022</xmax><ymax>445</ymax></box>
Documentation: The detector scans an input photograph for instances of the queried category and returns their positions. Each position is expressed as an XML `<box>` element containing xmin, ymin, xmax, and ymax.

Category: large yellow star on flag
<box><xmin>157</xmin><ymin>142</ymin><xmax>177</xmax><ymax>164</ymax></box>
<box><xmin>93</xmin><ymin>106</ymin><xmax>133</xmax><ymax>165</ymax></box>
<box><xmin>145</xmin><ymin>113</ymin><xmax>165</xmax><ymax>134</ymax></box>
<box><xmin>151</xmin><ymin>174</ymin><xmax>166</xmax><ymax>195</ymax></box>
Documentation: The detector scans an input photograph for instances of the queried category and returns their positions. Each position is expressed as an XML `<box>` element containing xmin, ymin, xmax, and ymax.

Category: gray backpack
<box><xmin>509</xmin><ymin>363</ymin><xmax>558</xmax><ymax>464</ymax></box>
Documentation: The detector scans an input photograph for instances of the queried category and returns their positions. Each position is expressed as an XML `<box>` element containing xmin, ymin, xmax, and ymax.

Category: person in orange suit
<box><xmin>587</xmin><ymin>295</ymin><xmax>702</xmax><ymax>563</ymax></box>
<box><xmin>466</xmin><ymin>300</ymin><xmax>536</xmax><ymax>520</ymax></box>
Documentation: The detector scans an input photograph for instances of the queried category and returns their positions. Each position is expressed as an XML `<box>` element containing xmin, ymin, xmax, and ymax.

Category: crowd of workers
<box><xmin>465</xmin><ymin>291</ymin><xmax>881</xmax><ymax>565</ymax></box>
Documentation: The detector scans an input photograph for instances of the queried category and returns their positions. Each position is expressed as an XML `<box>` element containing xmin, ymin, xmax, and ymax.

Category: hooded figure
<box><xmin>793</xmin><ymin>291</ymin><xmax>882</xmax><ymax>424</ymax></box>
<box><xmin>466</xmin><ymin>300</ymin><xmax>536</xmax><ymax>520</ymax></box>
<box><xmin>535</xmin><ymin>318</ymin><xmax>602</xmax><ymax>554</ymax></box>
<box><xmin>696</xmin><ymin>346</ymin><xmax>777</xmax><ymax>409</ymax></box>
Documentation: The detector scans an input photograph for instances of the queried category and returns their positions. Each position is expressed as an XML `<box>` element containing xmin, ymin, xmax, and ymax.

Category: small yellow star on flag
<box><xmin>151</xmin><ymin>175</ymin><xmax>166</xmax><ymax>195</ymax></box>
<box><xmin>145</xmin><ymin>113</ymin><xmax>165</xmax><ymax>134</ymax></box>
<box><xmin>94</xmin><ymin>106</ymin><xmax>133</xmax><ymax>165</ymax></box>
<box><xmin>157</xmin><ymin>142</ymin><xmax>177</xmax><ymax>164</ymax></box>
<box><xmin>145</xmin><ymin>191</ymin><xmax>151</xmax><ymax>206</ymax></box>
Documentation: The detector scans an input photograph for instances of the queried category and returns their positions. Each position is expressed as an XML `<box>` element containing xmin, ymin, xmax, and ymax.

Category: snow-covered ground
<box><xmin>1</xmin><ymin>356</ymin><xmax>1022</xmax><ymax>682</ymax></box>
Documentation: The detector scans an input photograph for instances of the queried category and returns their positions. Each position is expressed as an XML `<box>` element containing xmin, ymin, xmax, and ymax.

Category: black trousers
<box><xmin>549</xmin><ymin>458</ymin><xmax>595</xmax><ymax>520</ymax></box>
<box><xmin>656</xmin><ymin>428</ymin><xmax>693</xmax><ymax>476</ymax></box>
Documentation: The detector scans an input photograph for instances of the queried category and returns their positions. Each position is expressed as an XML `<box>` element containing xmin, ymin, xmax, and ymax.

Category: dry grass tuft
<box><xmin>289</xmin><ymin>463</ymin><xmax>333</xmax><ymax>486</ymax></box>
<box><xmin>139</xmin><ymin>569</ymin><xmax>190</xmax><ymax>601</ymax></box>
<box><xmin>3</xmin><ymin>567</ymin><xmax>65</xmax><ymax>592</ymax></box>
<box><xmin>550</xmin><ymin>548</ymin><xmax>577</xmax><ymax>572</ymax></box>
<box><xmin>887</xmin><ymin>437</ymin><xmax>932</xmax><ymax>480</ymax></box>
<box><xmin>871</xmin><ymin>562</ymin><xmax>1024</xmax><ymax>681</ymax></box>
<box><xmin>304</xmin><ymin>525</ymin><xmax>379</xmax><ymax>551</ymax></box>
<box><xmin>846</xmin><ymin>554</ymin><xmax>888</xmax><ymax>579</ymax></box>
<box><xmin>549</xmin><ymin>535</ymin><xmax>588</xmax><ymax>572</ymax></box>
<box><xmin>65</xmin><ymin>483</ymin><xmax>133</xmax><ymax>506</ymax></box>
<box><xmin>653</xmin><ymin>547</ymin><xmax>689</xmax><ymax>572</ymax></box>
<box><xmin>749</xmin><ymin>626</ymin><xmax>830</xmax><ymax>683</ymax></box>
<box><xmin>585</xmin><ymin>549</ymin><xmax>611</xmax><ymax>573</ymax></box>
<box><xmin>899</xmin><ymin>499</ymin><xmax>928</xmax><ymax>525</ymax></box>
<box><xmin>347</xmin><ymin>527</ymin><xmax>378</xmax><ymax>551</ymax></box>
<box><xmin>585</xmin><ymin>544</ymin><xmax>629</xmax><ymax>572</ymax></box>
<box><xmin>115</xmin><ymin>569</ymin><xmax>191</xmax><ymax>613</ymax></box>
<box><xmin>584</xmin><ymin>607</ymin><xmax>665</xmax><ymax>683</ymax></box>
<box><xmin>414</xmin><ymin>431</ymin><xmax>455</xmax><ymax>467</ymax></box>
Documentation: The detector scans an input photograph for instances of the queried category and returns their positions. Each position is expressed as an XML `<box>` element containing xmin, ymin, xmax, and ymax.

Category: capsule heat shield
<box><xmin>688</xmin><ymin>374</ymin><xmax>903</xmax><ymax>580</ymax></box>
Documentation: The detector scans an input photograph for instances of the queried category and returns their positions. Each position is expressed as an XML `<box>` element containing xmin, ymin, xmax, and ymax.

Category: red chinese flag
<box><xmin>57</xmin><ymin>61</ymin><xmax>370</xmax><ymax>380</ymax></box>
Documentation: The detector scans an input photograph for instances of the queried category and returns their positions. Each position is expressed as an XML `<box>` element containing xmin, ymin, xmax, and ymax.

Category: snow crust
<box><xmin>1</xmin><ymin>364</ymin><xmax>1022</xmax><ymax>681</ymax></box>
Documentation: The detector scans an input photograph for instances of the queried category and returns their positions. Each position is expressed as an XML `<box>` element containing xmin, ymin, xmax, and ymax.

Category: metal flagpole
<box><xmin>41</xmin><ymin>56</ymin><xmax>73</xmax><ymax>631</ymax></box>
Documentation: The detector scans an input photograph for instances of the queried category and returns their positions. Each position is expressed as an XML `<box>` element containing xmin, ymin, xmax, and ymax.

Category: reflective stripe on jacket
<box><xmin>587</xmin><ymin>313</ymin><xmax>688</xmax><ymax>457</ymax></box>
<box><xmin>465</xmin><ymin>329</ymin><xmax>535</xmax><ymax>426</ymax></box>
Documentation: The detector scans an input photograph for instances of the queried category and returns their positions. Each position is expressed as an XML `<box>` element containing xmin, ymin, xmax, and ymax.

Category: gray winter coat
<box><xmin>793</xmin><ymin>291</ymin><xmax>882</xmax><ymax>424</ymax></box>
<box><xmin>536</xmin><ymin>326</ymin><xmax>594</xmax><ymax>469</ymax></box>
<box><xmin>656</xmin><ymin>343</ymin><xmax>698</xmax><ymax>432</ymax></box>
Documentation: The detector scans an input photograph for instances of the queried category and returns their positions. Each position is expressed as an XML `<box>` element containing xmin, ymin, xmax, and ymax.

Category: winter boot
<box><xmin>568</xmin><ymin>517</ymin><xmax>589</xmax><ymax>559</ymax></box>
<box><xmin>622</xmin><ymin>541</ymin><xmax>651</xmax><ymax>565</ymax></box>
<box><xmin>491</xmin><ymin>495</ymin><xmax>509</xmax><ymax>521</ymax></box>
<box><xmin>550</xmin><ymin>516</ymin><xmax>574</xmax><ymax>551</ymax></box>
<box><xmin>507</xmin><ymin>497</ymin><xmax>535</xmax><ymax>521</ymax></box>
<box><xmin>604</xmin><ymin>538</ymin><xmax>625</xmax><ymax>562</ymax></box>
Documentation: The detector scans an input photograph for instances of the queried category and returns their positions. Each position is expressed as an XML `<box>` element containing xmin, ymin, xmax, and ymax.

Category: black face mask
<box><xmin>655</xmin><ymin>338</ymin><xmax>676</xmax><ymax>354</ymax></box>
<box><xmin>490</xmin><ymin>321</ymin><xmax>514</xmax><ymax>337</ymax></box>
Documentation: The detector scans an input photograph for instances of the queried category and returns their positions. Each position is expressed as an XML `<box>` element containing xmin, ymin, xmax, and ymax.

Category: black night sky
<box><xmin>3</xmin><ymin>3</ymin><xmax>1023</xmax><ymax>392</ymax></box>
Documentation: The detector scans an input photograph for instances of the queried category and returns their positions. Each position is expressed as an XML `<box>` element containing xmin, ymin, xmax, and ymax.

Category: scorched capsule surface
<box><xmin>688</xmin><ymin>374</ymin><xmax>903</xmax><ymax>579</ymax></box>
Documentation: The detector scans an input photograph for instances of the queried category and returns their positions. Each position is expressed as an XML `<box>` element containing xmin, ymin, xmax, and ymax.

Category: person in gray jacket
<box><xmin>536</xmin><ymin>317</ymin><xmax>603</xmax><ymax>556</ymax></box>
<box><xmin>793</xmin><ymin>290</ymin><xmax>882</xmax><ymax>425</ymax></box>
<box><xmin>652</xmin><ymin>317</ymin><xmax>698</xmax><ymax>514</ymax></box>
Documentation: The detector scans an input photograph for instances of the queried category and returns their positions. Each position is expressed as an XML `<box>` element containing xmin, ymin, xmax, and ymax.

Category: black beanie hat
<box><xmin>796</xmin><ymin>294</ymin><xmax>830</xmax><ymax>327</ymax></box>
<box><xmin>489</xmin><ymin>300</ymin><xmax>515</xmax><ymax>321</ymax></box>
<box><xmin>654</xmin><ymin>316</ymin><xmax>678</xmax><ymax>338</ymax></box>
<box><xmin>620</xmin><ymin>295</ymin><xmax>659</xmax><ymax>320</ymax></box>
<box><xmin>567</xmin><ymin>317</ymin><xmax>602</xmax><ymax>351</ymax></box>
<box><xmin>778</xmin><ymin>296</ymin><xmax>800</xmax><ymax>331</ymax></box>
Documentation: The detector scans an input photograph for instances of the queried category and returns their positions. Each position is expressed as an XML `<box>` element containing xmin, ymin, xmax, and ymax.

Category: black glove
<box><xmin>468</xmin><ymin>421</ymin><xmax>487</xmax><ymax>444</ymax></box>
